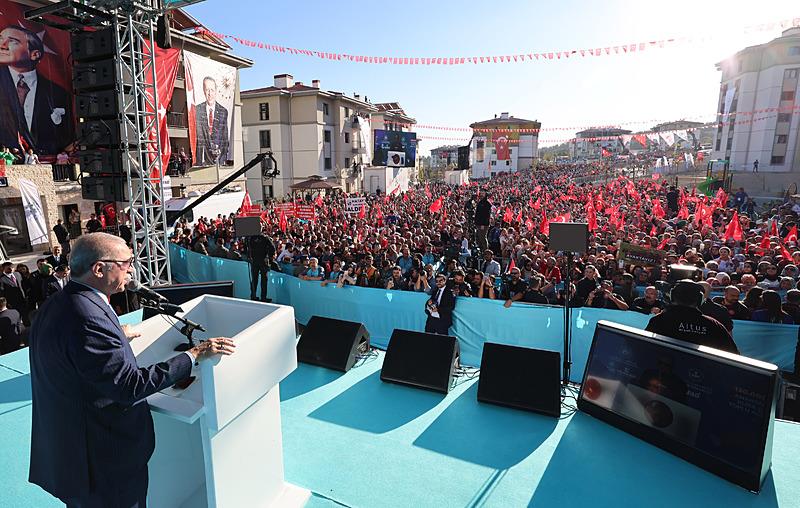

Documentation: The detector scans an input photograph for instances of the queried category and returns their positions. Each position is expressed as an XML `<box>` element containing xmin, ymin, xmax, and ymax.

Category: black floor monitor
<box><xmin>296</xmin><ymin>316</ymin><xmax>370</xmax><ymax>372</ymax></box>
<box><xmin>477</xmin><ymin>343</ymin><xmax>561</xmax><ymax>417</ymax></box>
<box><xmin>380</xmin><ymin>329</ymin><xmax>459</xmax><ymax>393</ymax></box>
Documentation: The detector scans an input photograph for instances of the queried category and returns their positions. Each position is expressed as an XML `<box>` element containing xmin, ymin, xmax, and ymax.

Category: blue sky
<box><xmin>186</xmin><ymin>0</ymin><xmax>797</xmax><ymax>152</ymax></box>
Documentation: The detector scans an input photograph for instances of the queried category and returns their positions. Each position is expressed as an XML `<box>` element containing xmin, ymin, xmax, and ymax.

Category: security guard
<box><xmin>645</xmin><ymin>279</ymin><xmax>739</xmax><ymax>354</ymax></box>
<box><xmin>248</xmin><ymin>231</ymin><xmax>276</xmax><ymax>302</ymax></box>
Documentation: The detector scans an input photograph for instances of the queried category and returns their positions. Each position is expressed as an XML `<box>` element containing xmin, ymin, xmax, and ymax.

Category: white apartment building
<box><xmin>242</xmin><ymin>75</ymin><xmax>421</xmax><ymax>200</ymax></box>
<box><xmin>469</xmin><ymin>113</ymin><xmax>540</xmax><ymax>179</ymax></box>
<box><xmin>711</xmin><ymin>27</ymin><xmax>800</xmax><ymax>172</ymax></box>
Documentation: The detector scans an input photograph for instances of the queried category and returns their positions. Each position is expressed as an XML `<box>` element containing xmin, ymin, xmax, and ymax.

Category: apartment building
<box><xmin>241</xmin><ymin>75</ymin><xmax>416</xmax><ymax>200</ymax></box>
<box><xmin>469</xmin><ymin>113</ymin><xmax>540</xmax><ymax>179</ymax></box>
<box><xmin>711</xmin><ymin>27</ymin><xmax>800</xmax><ymax>172</ymax></box>
<box><xmin>570</xmin><ymin>127</ymin><xmax>632</xmax><ymax>159</ymax></box>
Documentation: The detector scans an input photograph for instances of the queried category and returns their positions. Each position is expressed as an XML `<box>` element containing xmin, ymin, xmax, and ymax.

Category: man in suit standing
<box><xmin>425</xmin><ymin>273</ymin><xmax>456</xmax><ymax>335</ymax></box>
<box><xmin>0</xmin><ymin>261</ymin><xmax>26</xmax><ymax>314</ymax></box>
<box><xmin>0</xmin><ymin>296</ymin><xmax>22</xmax><ymax>354</ymax></box>
<box><xmin>194</xmin><ymin>76</ymin><xmax>229</xmax><ymax>166</ymax></box>
<box><xmin>29</xmin><ymin>233</ymin><xmax>236</xmax><ymax>506</ymax></box>
<box><xmin>43</xmin><ymin>264</ymin><xmax>69</xmax><ymax>299</ymax></box>
<box><xmin>53</xmin><ymin>218</ymin><xmax>71</xmax><ymax>254</ymax></box>
<box><xmin>0</xmin><ymin>26</ymin><xmax>73</xmax><ymax>155</ymax></box>
<box><xmin>45</xmin><ymin>244</ymin><xmax>67</xmax><ymax>269</ymax></box>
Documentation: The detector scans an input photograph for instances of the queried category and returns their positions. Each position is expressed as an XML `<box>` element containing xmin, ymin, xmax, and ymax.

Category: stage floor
<box><xmin>2</xmin><ymin>349</ymin><xmax>800</xmax><ymax>508</ymax></box>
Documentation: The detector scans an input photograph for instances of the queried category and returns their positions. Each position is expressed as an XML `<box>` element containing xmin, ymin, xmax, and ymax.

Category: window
<box><xmin>324</xmin><ymin>130</ymin><xmax>331</xmax><ymax>143</ymax></box>
<box><xmin>323</xmin><ymin>103</ymin><xmax>329</xmax><ymax>116</ymax></box>
<box><xmin>324</xmin><ymin>157</ymin><xmax>332</xmax><ymax>169</ymax></box>
<box><xmin>786</xmin><ymin>69</ymin><xmax>799</xmax><ymax>78</ymax></box>
<box><xmin>789</xmin><ymin>46</ymin><xmax>800</xmax><ymax>56</ymax></box>
<box><xmin>715</xmin><ymin>138</ymin><xmax>722</xmax><ymax>151</ymax></box>
<box><xmin>771</xmin><ymin>155</ymin><xmax>785</xmax><ymax>164</ymax></box>
<box><xmin>344</xmin><ymin>107</ymin><xmax>350</xmax><ymax>118</ymax></box>
<box><xmin>259</xmin><ymin>130</ymin><xmax>271</xmax><ymax>149</ymax></box>
<box><xmin>781</xmin><ymin>91</ymin><xmax>796</xmax><ymax>101</ymax></box>
<box><xmin>344</xmin><ymin>157</ymin><xmax>350</xmax><ymax>168</ymax></box>
<box><xmin>490</xmin><ymin>161</ymin><xmax>497</xmax><ymax>166</ymax></box>
<box><xmin>726</xmin><ymin>138</ymin><xmax>733</xmax><ymax>150</ymax></box>
<box><xmin>344</xmin><ymin>132</ymin><xmax>350</xmax><ymax>143</ymax></box>
<box><xmin>778</xmin><ymin>113</ymin><xmax>792</xmax><ymax>122</ymax></box>
<box><xmin>259</xmin><ymin>102</ymin><xmax>269</xmax><ymax>121</ymax></box>
<box><xmin>777</xmin><ymin>135</ymin><xmax>788</xmax><ymax>144</ymax></box>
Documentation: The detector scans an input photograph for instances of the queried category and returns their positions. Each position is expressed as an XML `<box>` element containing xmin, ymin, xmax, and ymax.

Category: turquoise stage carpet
<box><xmin>3</xmin><ymin>347</ymin><xmax>800</xmax><ymax>508</ymax></box>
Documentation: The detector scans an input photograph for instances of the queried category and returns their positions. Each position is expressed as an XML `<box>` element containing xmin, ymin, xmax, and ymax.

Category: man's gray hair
<box><xmin>69</xmin><ymin>233</ymin><xmax>127</xmax><ymax>277</ymax></box>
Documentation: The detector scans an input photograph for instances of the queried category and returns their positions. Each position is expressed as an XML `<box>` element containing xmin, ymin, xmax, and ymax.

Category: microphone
<box><xmin>126</xmin><ymin>279</ymin><xmax>168</xmax><ymax>303</ymax></box>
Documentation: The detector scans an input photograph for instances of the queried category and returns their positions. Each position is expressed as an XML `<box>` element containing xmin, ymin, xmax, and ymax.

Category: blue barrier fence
<box><xmin>169</xmin><ymin>244</ymin><xmax>797</xmax><ymax>382</ymax></box>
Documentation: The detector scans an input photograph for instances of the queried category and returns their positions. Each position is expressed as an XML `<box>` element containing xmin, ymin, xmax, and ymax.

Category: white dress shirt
<box><xmin>10</xmin><ymin>68</ymin><xmax>38</xmax><ymax>131</ymax></box>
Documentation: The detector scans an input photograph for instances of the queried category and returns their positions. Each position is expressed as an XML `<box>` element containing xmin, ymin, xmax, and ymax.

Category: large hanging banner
<box><xmin>0</xmin><ymin>1</ymin><xmax>75</xmax><ymax>157</ymax></box>
<box><xmin>147</xmin><ymin>44</ymin><xmax>180</xmax><ymax>178</ymax></box>
<box><xmin>183</xmin><ymin>52</ymin><xmax>236</xmax><ymax>167</ymax></box>
<box><xmin>18</xmin><ymin>178</ymin><xmax>47</xmax><ymax>245</ymax></box>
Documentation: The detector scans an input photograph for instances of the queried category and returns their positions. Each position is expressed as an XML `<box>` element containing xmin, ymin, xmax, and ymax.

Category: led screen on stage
<box><xmin>372</xmin><ymin>129</ymin><xmax>416</xmax><ymax>167</ymax></box>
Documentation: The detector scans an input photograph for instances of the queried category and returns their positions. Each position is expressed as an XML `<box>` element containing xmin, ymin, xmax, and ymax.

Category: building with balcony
<box><xmin>711</xmin><ymin>27</ymin><xmax>800</xmax><ymax>172</ymax></box>
<box><xmin>430</xmin><ymin>145</ymin><xmax>462</xmax><ymax>169</ymax></box>
<box><xmin>242</xmin><ymin>75</ymin><xmax>420</xmax><ymax>200</ymax></box>
<box><xmin>469</xmin><ymin>113</ymin><xmax>540</xmax><ymax>179</ymax></box>
<box><xmin>570</xmin><ymin>127</ymin><xmax>632</xmax><ymax>159</ymax></box>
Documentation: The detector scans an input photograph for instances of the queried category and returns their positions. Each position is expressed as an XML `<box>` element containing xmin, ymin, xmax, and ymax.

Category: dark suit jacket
<box><xmin>0</xmin><ymin>67</ymin><xmax>74</xmax><ymax>155</ymax></box>
<box><xmin>29</xmin><ymin>281</ymin><xmax>193</xmax><ymax>499</ymax></box>
<box><xmin>45</xmin><ymin>254</ymin><xmax>68</xmax><ymax>269</ymax></box>
<box><xmin>0</xmin><ymin>272</ymin><xmax>26</xmax><ymax>310</ymax></box>
<box><xmin>194</xmin><ymin>101</ymin><xmax>229</xmax><ymax>165</ymax></box>
<box><xmin>0</xmin><ymin>307</ymin><xmax>22</xmax><ymax>354</ymax></box>
<box><xmin>425</xmin><ymin>286</ymin><xmax>456</xmax><ymax>328</ymax></box>
<box><xmin>43</xmin><ymin>275</ymin><xmax>67</xmax><ymax>298</ymax></box>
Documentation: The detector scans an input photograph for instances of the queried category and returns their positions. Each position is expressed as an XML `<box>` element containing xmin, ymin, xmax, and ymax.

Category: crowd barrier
<box><xmin>169</xmin><ymin>244</ymin><xmax>797</xmax><ymax>382</ymax></box>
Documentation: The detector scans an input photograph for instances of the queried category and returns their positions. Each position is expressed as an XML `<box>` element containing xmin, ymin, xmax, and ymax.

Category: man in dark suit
<box><xmin>29</xmin><ymin>232</ymin><xmax>236</xmax><ymax>506</ymax></box>
<box><xmin>0</xmin><ymin>296</ymin><xmax>22</xmax><ymax>354</ymax></box>
<box><xmin>194</xmin><ymin>76</ymin><xmax>229</xmax><ymax>166</ymax></box>
<box><xmin>28</xmin><ymin>258</ymin><xmax>47</xmax><ymax>310</ymax></box>
<box><xmin>53</xmin><ymin>218</ymin><xmax>71</xmax><ymax>254</ymax></box>
<box><xmin>45</xmin><ymin>244</ymin><xmax>67</xmax><ymax>269</ymax></box>
<box><xmin>43</xmin><ymin>264</ymin><xmax>69</xmax><ymax>299</ymax></box>
<box><xmin>0</xmin><ymin>261</ymin><xmax>26</xmax><ymax>313</ymax></box>
<box><xmin>425</xmin><ymin>273</ymin><xmax>456</xmax><ymax>335</ymax></box>
<box><xmin>0</xmin><ymin>26</ymin><xmax>73</xmax><ymax>155</ymax></box>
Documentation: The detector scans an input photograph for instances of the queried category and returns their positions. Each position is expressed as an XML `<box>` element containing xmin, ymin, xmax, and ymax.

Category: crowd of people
<box><xmin>168</xmin><ymin>160</ymin><xmax>800</xmax><ymax>334</ymax></box>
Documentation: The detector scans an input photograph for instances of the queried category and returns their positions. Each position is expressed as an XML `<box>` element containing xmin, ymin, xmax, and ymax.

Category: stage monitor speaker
<box><xmin>778</xmin><ymin>372</ymin><xmax>800</xmax><ymax>422</ymax></box>
<box><xmin>234</xmin><ymin>216</ymin><xmax>262</xmax><ymax>237</ymax></box>
<box><xmin>477</xmin><ymin>343</ymin><xmax>561</xmax><ymax>416</ymax></box>
<box><xmin>548</xmin><ymin>222</ymin><xmax>589</xmax><ymax>253</ymax></box>
<box><xmin>380</xmin><ymin>329</ymin><xmax>459</xmax><ymax>393</ymax></box>
<box><xmin>297</xmin><ymin>316</ymin><xmax>370</xmax><ymax>372</ymax></box>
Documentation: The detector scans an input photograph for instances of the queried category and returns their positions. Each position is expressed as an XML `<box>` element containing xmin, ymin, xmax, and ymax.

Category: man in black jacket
<box><xmin>474</xmin><ymin>194</ymin><xmax>491</xmax><ymax>251</ymax></box>
<box><xmin>646</xmin><ymin>280</ymin><xmax>739</xmax><ymax>354</ymax></box>
<box><xmin>45</xmin><ymin>244</ymin><xmax>67</xmax><ymax>269</ymax></box>
<box><xmin>53</xmin><ymin>219</ymin><xmax>71</xmax><ymax>254</ymax></box>
<box><xmin>249</xmin><ymin>232</ymin><xmax>275</xmax><ymax>302</ymax></box>
<box><xmin>425</xmin><ymin>273</ymin><xmax>456</xmax><ymax>335</ymax></box>
<box><xmin>698</xmin><ymin>281</ymin><xmax>734</xmax><ymax>331</ymax></box>
<box><xmin>0</xmin><ymin>296</ymin><xmax>22</xmax><ymax>354</ymax></box>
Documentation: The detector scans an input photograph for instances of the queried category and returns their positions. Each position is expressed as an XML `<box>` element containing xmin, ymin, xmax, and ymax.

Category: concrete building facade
<box><xmin>469</xmin><ymin>113</ymin><xmax>540</xmax><ymax>179</ymax></box>
<box><xmin>711</xmin><ymin>27</ymin><xmax>800</xmax><ymax>172</ymax></box>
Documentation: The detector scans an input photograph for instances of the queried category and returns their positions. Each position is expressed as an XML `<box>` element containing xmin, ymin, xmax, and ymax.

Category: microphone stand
<box><xmin>139</xmin><ymin>299</ymin><xmax>206</xmax><ymax>352</ymax></box>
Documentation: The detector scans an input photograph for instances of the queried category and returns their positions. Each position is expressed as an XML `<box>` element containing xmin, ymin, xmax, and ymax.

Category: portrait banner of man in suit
<box><xmin>184</xmin><ymin>51</ymin><xmax>235</xmax><ymax>167</ymax></box>
<box><xmin>0</xmin><ymin>2</ymin><xmax>75</xmax><ymax>156</ymax></box>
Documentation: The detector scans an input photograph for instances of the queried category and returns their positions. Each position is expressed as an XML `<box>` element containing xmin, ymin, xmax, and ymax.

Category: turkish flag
<box><xmin>539</xmin><ymin>211</ymin><xmax>550</xmax><ymax>235</ymax></box>
<box><xmin>785</xmin><ymin>225</ymin><xmax>798</xmax><ymax>244</ymax></box>
<box><xmin>239</xmin><ymin>191</ymin><xmax>252</xmax><ymax>215</ymax></box>
<box><xmin>358</xmin><ymin>204</ymin><xmax>366</xmax><ymax>219</ymax></box>
<box><xmin>515</xmin><ymin>210</ymin><xmax>523</xmax><ymax>223</ymax></box>
<box><xmin>494</xmin><ymin>135</ymin><xmax>510</xmax><ymax>160</ymax></box>
<box><xmin>770</xmin><ymin>220</ymin><xmax>779</xmax><ymax>237</ymax></box>
<box><xmin>429</xmin><ymin>197</ymin><xmax>443</xmax><ymax>213</ymax></box>
<box><xmin>780</xmin><ymin>242</ymin><xmax>793</xmax><ymax>260</ymax></box>
<box><xmin>503</xmin><ymin>207</ymin><xmax>513</xmax><ymax>223</ymax></box>
<box><xmin>424</xmin><ymin>184</ymin><xmax>432</xmax><ymax>198</ymax></box>
<box><xmin>146</xmin><ymin>43</ymin><xmax>181</xmax><ymax>179</ymax></box>
<box><xmin>525</xmin><ymin>218</ymin><xmax>535</xmax><ymax>231</ymax></box>
<box><xmin>506</xmin><ymin>257</ymin><xmax>516</xmax><ymax>273</ymax></box>
<box><xmin>279</xmin><ymin>210</ymin><xmax>287</xmax><ymax>233</ymax></box>
<box><xmin>652</xmin><ymin>200</ymin><xmax>665</xmax><ymax>219</ymax></box>
<box><xmin>723</xmin><ymin>211</ymin><xmax>743</xmax><ymax>241</ymax></box>
<box><xmin>314</xmin><ymin>194</ymin><xmax>324</xmax><ymax>207</ymax></box>
<box><xmin>760</xmin><ymin>235</ymin><xmax>771</xmax><ymax>249</ymax></box>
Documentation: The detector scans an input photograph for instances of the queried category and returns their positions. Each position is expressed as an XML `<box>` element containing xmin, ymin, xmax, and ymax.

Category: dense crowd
<box><xmin>169</xmin><ymin>160</ymin><xmax>800</xmax><ymax>331</ymax></box>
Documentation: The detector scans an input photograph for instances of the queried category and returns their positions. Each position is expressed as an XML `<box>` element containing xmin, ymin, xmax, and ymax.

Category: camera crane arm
<box><xmin>169</xmin><ymin>151</ymin><xmax>278</xmax><ymax>228</ymax></box>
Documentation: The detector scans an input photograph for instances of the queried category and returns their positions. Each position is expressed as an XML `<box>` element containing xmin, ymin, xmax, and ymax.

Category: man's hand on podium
<box><xmin>121</xmin><ymin>324</ymin><xmax>142</xmax><ymax>341</ymax></box>
<box><xmin>189</xmin><ymin>337</ymin><xmax>237</xmax><ymax>362</ymax></box>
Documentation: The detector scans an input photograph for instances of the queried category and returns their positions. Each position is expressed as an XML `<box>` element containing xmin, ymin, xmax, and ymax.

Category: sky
<box><xmin>185</xmin><ymin>0</ymin><xmax>798</xmax><ymax>153</ymax></box>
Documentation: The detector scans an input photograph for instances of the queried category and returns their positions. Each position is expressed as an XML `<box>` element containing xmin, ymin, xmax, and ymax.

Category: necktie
<box><xmin>17</xmin><ymin>75</ymin><xmax>29</xmax><ymax>108</ymax></box>
<box><xmin>437</xmin><ymin>288</ymin><xmax>443</xmax><ymax>306</ymax></box>
<box><xmin>208</xmin><ymin>108</ymin><xmax>214</xmax><ymax>130</ymax></box>
<box><xmin>8</xmin><ymin>275</ymin><xmax>16</xmax><ymax>287</ymax></box>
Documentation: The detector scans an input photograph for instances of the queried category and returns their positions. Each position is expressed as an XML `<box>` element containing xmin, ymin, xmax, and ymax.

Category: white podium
<box><xmin>129</xmin><ymin>295</ymin><xmax>310</xmax><ymax>508</ymax></box>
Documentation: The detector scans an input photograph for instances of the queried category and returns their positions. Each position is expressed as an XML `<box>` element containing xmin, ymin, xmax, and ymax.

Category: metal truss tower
<box><xmin>27</xmin><ymin>0</ymin><xmax>173</xmax><ymax>285</ymax></box>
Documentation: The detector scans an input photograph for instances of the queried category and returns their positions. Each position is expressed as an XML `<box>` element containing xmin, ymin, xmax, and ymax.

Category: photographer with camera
<box><xmin>337</xmin><ymin>263</ymin><xmax>358</xmax><ymax>287</ymax></box>
<box><xmin>501</xmin><ymin>267</ymin><xmax>528</xmax><ymax>308</ymax></box>
<box><xmin>408</xmin><ymin>267</ymin><xmax>430</xmax><ymax>293</ymax></box>
<box><xmin>476</xmin><ymin>273</ymin><xmax>497</xmax><ymax>299</ymax></box>
<box><xmin>586</xmin><ymin>280</ymin><xmax>630</xmax><ymax>310</ymax></box>
<box><xmin>385</xmin><ymin>266</ymin><xmax>409</xmax><ymax>291</ymax></box>
<box><xmin>450</xmin><ymin>269</ymin><xmax>473</xmax><ymax>297</ymax></box>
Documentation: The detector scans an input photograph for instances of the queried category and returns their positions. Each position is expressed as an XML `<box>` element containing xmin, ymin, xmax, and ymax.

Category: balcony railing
<box><xmin>167</xmin><ymin>112</ymin><xmax>187</xmax><ymax>128</ymax></box>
